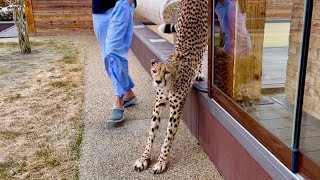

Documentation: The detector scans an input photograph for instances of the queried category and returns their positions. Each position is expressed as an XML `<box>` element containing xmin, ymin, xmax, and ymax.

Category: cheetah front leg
<box><xmin>134</xmin><ymin>89</ymin><xmax>168</xmax><ymax>171</ymax></box>
<box><xmin>152</xmin><ymin>102</ymin><xmax>183</xmax><ymax>174</ymax></box>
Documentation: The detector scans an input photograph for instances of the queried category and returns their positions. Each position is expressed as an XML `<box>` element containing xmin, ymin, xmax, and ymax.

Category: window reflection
<box><xmin>215</xmin><ymin>0</ymin><xmax>251</xmax><ymax>59</ymax></box>
<box><xmin>139</xmin><ymin>0</ymin><xmax>320</xmax><ymax>170</ymax></box>
<box><xmin>213</xmin><ymin>0</ymin><xmax>320</xmax><ymax>167</ymax></box>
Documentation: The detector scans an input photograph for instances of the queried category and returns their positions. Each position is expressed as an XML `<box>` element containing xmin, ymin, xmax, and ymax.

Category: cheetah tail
<box><xmin>158</xmin><ymin>23</ymin><xmax>176</xmax><ymax>34</ymax></box>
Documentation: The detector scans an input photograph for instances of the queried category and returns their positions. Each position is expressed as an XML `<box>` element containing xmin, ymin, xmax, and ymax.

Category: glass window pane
<box><xmin>212</xmin><ymin>0</ymin><xmax>300</xmax><ymax>159</ymax></box>
<box><xmin>299</xmin><ymin>1</ymin><xmax>320</xmax><ymax>167</ymax></box>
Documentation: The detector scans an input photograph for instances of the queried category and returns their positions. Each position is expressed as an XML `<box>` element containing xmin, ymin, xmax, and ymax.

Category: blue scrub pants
<box><xmin>93</xmin><ymin>0</ymin><xmax>135</xmax><ymax>98</ymax></box>
<box><xmin>215</xmin><ymin>0</ymin><xmax>236</xmax><ymax>56</ymax></box>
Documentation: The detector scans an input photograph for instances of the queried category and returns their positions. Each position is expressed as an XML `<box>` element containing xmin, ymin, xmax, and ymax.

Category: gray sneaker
<box><xmin>107</xmin><ymin>107</ymin><xmax>125</xmax><ymax>123</ymax></box>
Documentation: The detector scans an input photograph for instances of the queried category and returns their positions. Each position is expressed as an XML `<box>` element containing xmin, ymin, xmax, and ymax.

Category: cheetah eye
<box><xmin>152</xmin><ymin>70</ymin><xmax>156</xmax><ymax>73</ymax></box>
<box><xmin>165</xmin><ymin>71</ymin><xmax>170</xmax><ymax>74</ymax></box>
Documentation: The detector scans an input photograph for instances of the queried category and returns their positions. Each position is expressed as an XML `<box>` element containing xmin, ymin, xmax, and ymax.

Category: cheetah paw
<box><xmin>133</xmin><ymin>158</ymin><xmax>150</xmax><ymax>171</ymax></box>
<box><xmin>152</xmin><ymin>161</ymin><xmax>167</xmax><ymax>174</ymax></box>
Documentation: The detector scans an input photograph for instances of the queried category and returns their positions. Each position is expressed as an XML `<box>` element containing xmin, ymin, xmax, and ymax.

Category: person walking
<box><xmin>92</xmin><ymin>0</ymin><xmax>138</xmax><ymax>123</ymax></box>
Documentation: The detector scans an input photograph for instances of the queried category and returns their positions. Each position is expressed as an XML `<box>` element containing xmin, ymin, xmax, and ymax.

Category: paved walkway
<box><xmin>80</xmin><ymin>36</ymin><xmax>222</xmax><ymax>179</ymax></box>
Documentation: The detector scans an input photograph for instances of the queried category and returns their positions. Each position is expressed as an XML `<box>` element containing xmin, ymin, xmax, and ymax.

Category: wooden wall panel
<box><xmin>25</xmin><ymin>0</ymin><xmax>36</xmax><ymax>35</ymax></box>
<box><xmin>0</xmin><ymin>0</ymin><xmax>7</xmax><ymax>7</ymax></box>
<box><xmin>266</xmin><ymin>0</ymin><xmax>292</xmax><ymax>20</ymax></box>
<box><xmin>29</xmin><ymin>0</ymin><xmax>93</xmax><ymax>36</ymax></box>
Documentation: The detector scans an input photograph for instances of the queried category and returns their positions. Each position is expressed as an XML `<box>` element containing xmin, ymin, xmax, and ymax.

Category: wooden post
<box><xmin>25</xmin><ymin>0</ymin><xmax>35</xmax><ymax>35</ymax></box>
<box><xmin>233</xmin><ymin>0</ymin><xmax>266</xmax><ymax>100</ymax></box>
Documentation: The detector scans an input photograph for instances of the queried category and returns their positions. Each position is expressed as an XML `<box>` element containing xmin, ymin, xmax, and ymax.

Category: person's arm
<box><xmin>227</xmin><ymin>0</ymin><xmax>236</xmax><ymax>55</ymax></box>
<box><xmin>217</xmin><ymin>0</ymin><xmax>226</xmax><ymax>6</ymax></box>
<box><xmin>130</xmin><ymin>0</ymin><xmax>137</xmax><ymax>7</ymax></box>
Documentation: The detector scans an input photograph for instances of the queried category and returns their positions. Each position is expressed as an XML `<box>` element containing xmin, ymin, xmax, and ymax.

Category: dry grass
<box><xmin>0</xmin><ymin>40</ymin><xmax>85</xmax><ymax>179</ymax></box>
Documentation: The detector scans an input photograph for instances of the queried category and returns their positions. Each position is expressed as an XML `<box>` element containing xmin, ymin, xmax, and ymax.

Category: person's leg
<box><xmin>215</xmin><ymin>0</ymin><xmax>236</xmax><ymax>56</ymax></box>
<box><xmin>122</xmin><ymin>3</ymin><xmax>136</xmax><ymax>102</ymax></box>
<box><xmin>105</xmin><ymin>0</ymin><xmax>136</xmax><ymax>108</ymax></box>
<box><xmin>92</xmin><ymin>10</ymin><xmax>113</xmax><ymax>61</ymax></box>
<box><xmin>93</xmin><ymin>10</ymin><xmax>127</xmax><ymax>110</ymax></box>
<box><xmin>124</xmin><ymin>89</ymin><xmax>135</xmax><ymax>100</ymax></box>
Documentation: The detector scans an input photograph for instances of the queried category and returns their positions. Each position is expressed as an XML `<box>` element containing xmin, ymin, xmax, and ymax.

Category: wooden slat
<box><xmin>32</xmin><ymin>3</ymin><xmax>91</xmax><ymax>9</ymax></box>
<box><xmin>34</xmin><ymin>15</ymin><xmax>92</xmax><ymax>21</ymax></box>
<box><xmin>32</xmin><ymin>6</ymin><xmax>91</xmax><ymax>11</ymax></box>
<box><xmin>32</xmin><ymin>0</ymin><xmax>90</xmax><ymax>2</ymax></box>
<box><xmin>25</xmin><ymin>0</ymin><xmax>35</xmax><ymax>35</ymax></box>
<box><xmin>35</xmin><ymin>29</ymin><xmax>94</xmax><ymax>36</ymax></box>
<box><xmin>33</xmin><ymin>10</ymin><xmax>92</xmax><ymax>15</ymax></box>
<box><xmin>35</xmin><ymin>21</ymin><xmax>92</xmax><ymax>29</ymax></box>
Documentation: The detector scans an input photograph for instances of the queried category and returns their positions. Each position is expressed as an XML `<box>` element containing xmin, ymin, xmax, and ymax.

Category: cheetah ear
<box><xmin>151</xmin><ymin>59</ymin><xmax>157</xmax><ymax>66</ymax></box>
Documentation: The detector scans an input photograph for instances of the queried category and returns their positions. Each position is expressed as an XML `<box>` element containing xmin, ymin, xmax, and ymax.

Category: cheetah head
<box><xmin>150</xmin><ymin>60</ymin><xmax>176</xmax><ymax>90</ymax></box>
<box><xmin>150</xmin><ymin>52</ymin><xmax>181</xmax><ymax>90</ymax></box>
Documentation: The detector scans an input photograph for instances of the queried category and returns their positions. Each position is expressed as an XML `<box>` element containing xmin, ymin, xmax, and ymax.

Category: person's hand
<box><xmin>218</xmin><ymin>0</ymin><xmax>226</xmax><ymax>5</ymax></box>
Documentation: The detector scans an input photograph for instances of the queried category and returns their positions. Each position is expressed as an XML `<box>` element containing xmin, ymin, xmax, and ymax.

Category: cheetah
<box><xmin>133</xmin><ymin>0</ymin><xmax>208</xmax><ymax>174</ymax></box>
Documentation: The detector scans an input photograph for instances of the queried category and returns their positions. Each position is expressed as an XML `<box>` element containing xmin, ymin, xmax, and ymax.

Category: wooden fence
<box><xmin>25</xmin><ymin>0</ymin><xmax>93</xmax><ymax>36</ymax></box>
